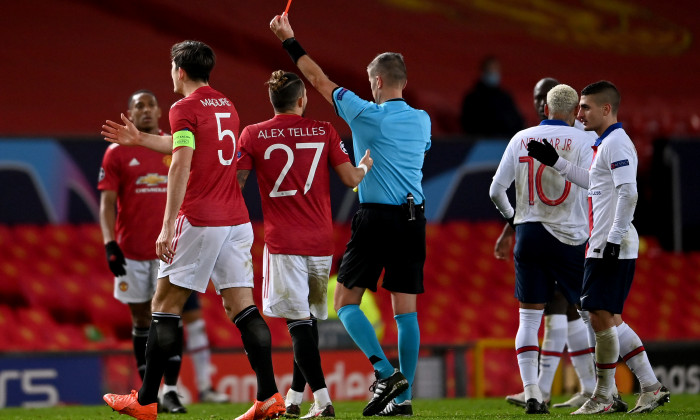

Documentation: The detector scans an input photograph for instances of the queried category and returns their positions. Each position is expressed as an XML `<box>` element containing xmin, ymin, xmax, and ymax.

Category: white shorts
<box><xmin>262</xmin><ymin>245</ymin><xmax>332</xmax><ymax>320</ymax></box>
<box><xmin>114</xmin><ymin>259</ymin><xmax>159</xmax><ymax>303</ymax></box>
<box><xmin>158</xmin><ymin>216</ymin><xmax>254</xmax><ymax>293</ymax></box>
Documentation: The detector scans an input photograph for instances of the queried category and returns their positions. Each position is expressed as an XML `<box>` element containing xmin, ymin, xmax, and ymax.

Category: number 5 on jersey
<box><xmin>216</xmin><ymin>113</ymin><xmax>235</xmax><ymax>165</ymax></box>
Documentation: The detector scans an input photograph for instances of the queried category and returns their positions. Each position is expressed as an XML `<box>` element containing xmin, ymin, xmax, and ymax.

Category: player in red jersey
<box><xmin>237</xmin><ymin>70</ymin><xmax>372</xmax><ymax>418</ymax></box>
<box><xmin>102</xmin><ymin>41</ymin><xmax>284</xmax><ymax>420</ymax></box>
<box><xmin>99</xmin><ymin>90</ymin><xmax>229</xmax><ymax>412</ymax></box>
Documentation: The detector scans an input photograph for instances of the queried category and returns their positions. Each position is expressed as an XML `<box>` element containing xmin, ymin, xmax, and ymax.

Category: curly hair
<box><xmin>546</xmin><ymin>84</ymin><xmax>579</xmax><ymax>116</ymax></box>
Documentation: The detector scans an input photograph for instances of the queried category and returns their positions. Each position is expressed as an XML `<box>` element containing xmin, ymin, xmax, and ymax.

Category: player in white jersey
<box><xmin>490</xmin><ymin>84</ymin><xmax>595</xmax><ymax>414</ymax></box>
<box><xmin>528</xmin><ymin>80</ymin><xmax>669</xmax><ymax>414</ymax></box>
<box><xmin>497</xmin><ymin>78</ymin><xmax>598</xmax><ymax>409</ymax></box>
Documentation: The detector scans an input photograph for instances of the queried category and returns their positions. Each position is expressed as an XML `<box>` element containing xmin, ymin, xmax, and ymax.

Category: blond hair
<box><xmin>546</xmin><ymin>84</ymin><xmax>579</xmax><ymax>116</ymax></box>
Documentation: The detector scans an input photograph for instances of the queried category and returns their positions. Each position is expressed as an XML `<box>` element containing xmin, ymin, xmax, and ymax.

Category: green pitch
<box><xmin>0</xmin><ymin>395</ymin><xmax>698</xmax><ymax>419</ymax></box>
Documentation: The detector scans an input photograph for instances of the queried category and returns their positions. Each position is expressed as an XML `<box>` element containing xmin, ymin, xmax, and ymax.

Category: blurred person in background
<box><xmin>98</xmin><ymin>90</ymin><xmax>230</xmax><ymax>414</ymax></box>
<box><xmin>460</xmin><ymin>56</ymin><xmax>524</xmax><ymax>138</ymax></box>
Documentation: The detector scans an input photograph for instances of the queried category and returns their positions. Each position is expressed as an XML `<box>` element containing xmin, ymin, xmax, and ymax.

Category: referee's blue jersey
<box><xmin>333</xmin><ymin>87</ymin><xmax>431</xmax><ymax>206</ymax></box>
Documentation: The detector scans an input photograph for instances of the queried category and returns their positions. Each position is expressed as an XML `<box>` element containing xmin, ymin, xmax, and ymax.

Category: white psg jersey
<box><xmin>587</xmin><ymin>124</ymin><xmax>639</xmax><ymax>259</ymax></box>
<box><xmin>493</xmin><ymin>120</ymin><xmax>594</xmax><ymax>245</ymax></box>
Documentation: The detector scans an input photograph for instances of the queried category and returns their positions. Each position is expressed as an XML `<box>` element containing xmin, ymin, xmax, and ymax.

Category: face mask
<box><xmin>482</xmin><ymin>72</ymin><xmax>500</xmax><ymax>87</ymax></box>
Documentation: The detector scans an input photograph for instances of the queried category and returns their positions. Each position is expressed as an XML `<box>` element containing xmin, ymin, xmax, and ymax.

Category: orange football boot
<box><xmin>235</xmin><ymin>392</ymin><xmax>286</xmax><ymax>420</ymax></box>
<box><xmin>103</xmin><ymin>389</ymin><xmax>158</xmax><ymax>420</ymax></box>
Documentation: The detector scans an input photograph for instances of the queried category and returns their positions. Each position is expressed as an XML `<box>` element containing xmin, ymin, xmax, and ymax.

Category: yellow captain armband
<box><xmin>173</xmin><ymin>130</ymin><xmax>195</xmax><ymax>150</ymax></box>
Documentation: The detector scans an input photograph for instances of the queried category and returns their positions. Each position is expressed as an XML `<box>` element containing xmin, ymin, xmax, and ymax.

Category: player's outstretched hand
<box><xmin>102</xmin><ymin>113</ymin><xmax>142</xmax><ymax>146</ymax></box>
<box><xmin>359</xmin><ymin>149</ymin><xmax>373</xmax><ymax>173</ymax></box>
<box><xmin>270</xmin><ymin>13</ymin><xmax>294</xmax><ymax>41</ymax></box>
<box><xmin>105</xmin><ymin>241</ymin><xmax>126</xmax><ymax>277</ymax></box>
<box><xmin>527</xmin><ymin>138</ymin><xmax>559</xmax><ymax>167</ymax></box>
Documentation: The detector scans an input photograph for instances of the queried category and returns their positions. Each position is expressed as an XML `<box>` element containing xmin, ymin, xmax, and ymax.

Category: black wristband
<box><xmin>282</xmin><ymin>37</ymin><xmax>307</xmax><ymax>64</ymax></box>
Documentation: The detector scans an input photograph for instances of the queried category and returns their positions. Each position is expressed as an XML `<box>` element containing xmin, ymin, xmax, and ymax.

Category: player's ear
<box><xmin>178</xmin><ymin>67</ymin><xmax>187</xmax><ymax>81</ymax></box>
<box><xmin>543</xmin><ymin>103</ymin><xmax>550</xmax><ymax>119</ymax></box>
<box><xmin>126</xmin><ymin>110</ymin><xmax>134</xmax><ymax>121</ymax></box>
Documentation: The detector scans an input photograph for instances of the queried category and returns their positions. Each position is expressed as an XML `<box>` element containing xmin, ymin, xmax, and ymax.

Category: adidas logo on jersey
<box><xmin>129</xmin><ymin>158</ymin><xmax>140</xmax><ymax>166</ymax></box>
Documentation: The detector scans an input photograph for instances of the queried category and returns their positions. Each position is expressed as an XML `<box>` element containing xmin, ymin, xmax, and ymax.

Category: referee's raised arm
<box><xmin>270</xmin><ymin>14</ymin><xmax>338</xmax><ymax>105</ymax></box>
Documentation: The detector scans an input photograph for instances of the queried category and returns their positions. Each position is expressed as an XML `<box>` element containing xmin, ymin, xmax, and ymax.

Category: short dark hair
<box><xmin>128</xmin><ymin>89</ymin><xmax>157</xmax><ymax>109</ymax></box>
<box><xmin>170</xmin><ymin>40</ymin><xmax>215</xmax><ymax>83</ymax></box>
<box><xmin>581</xmin><ymin>80</ymin><xmax>621</xmax><ymax>114</ymax></box>
<box><xmin>266</xmin><ymin>70</ymin><xmax>304</xmax><ymax>112</ymax></box>
<box><xmin>367</xmin><ymin>52</ymin><xmax>407</xmax><ymax>87</ymax></box>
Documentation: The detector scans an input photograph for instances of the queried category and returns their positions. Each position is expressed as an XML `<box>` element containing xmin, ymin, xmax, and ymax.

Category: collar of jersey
<box><xmin>539</xmin><ymin>119</ymin><xmax>569</xmax><ymax>126</ymax></box>
<box><xmin>593</xmin><ymin>122</ymin><xmax>623</xmax><ymax>147</ymax></box>
<box><xmin>384</xmin><ymin>98</ymin><xmax>406</xmax><ymax>103</ymax></box>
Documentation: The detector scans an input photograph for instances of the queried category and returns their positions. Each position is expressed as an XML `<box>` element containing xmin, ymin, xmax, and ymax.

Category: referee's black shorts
<box><xmin>337</xmin><ymin>203</ymin><xmax>426</xmax><ymax>294</ymax></box>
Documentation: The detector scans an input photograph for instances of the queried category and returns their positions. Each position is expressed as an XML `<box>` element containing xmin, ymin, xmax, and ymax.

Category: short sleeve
<box><xmin>327</xmin><ymin>123</ymin><xmax>351</xmax><ymax>167</ymax></box>
<box><xmin>169</xmin><ymin>101</ymin><xmax>195</xmax><ymax>133</ymax></box>
<box><xmin>98</xmin><ymin>146</ymin><xmax>121</xmax><ymax>191</ymax></box>
<box><xmin>169</xmin><ymin>101</ymin><xmax>195</xmax><ymax>153</ymax></box>
<box><xmin>332</xmin><ymin>87</ymin><xmax>370</xmax><ymax>124</ymax></box>
<box><xmin>237</xmin><ymin>126</ymin><xmax>254</xmax><ymax>171</ymax></box>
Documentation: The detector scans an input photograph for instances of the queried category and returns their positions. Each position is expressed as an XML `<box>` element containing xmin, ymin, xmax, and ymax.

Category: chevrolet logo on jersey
<box><xmin>136</xmin><ymin>173</ymin><xmax>167</xmax><ymax>186</ymax></box>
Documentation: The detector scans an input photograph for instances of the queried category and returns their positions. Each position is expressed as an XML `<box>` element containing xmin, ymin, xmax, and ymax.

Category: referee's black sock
<box><xmin>288</xmin><ymin>318</ymin><xmax>326</xmax><ymax>392</ymax></box>
<box><xmin>138</xmin><ymin>313</ymin><xmax>181</xmax><ymax>405</ymax></box>
<box><xmin>233</xmin><ymin>305</ymin><xmax>278</xmax><ymax>401</ymax></box>
<box><xmin>163</xmin><ymin>320</ymin><xmax>184</xmax><ymax>387</ymax></box>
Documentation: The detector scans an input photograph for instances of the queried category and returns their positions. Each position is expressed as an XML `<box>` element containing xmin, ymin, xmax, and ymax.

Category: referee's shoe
<box><xmin>363</xmin><ymin>369</ymin><xmax>409</xmax><ymax>416</ymax></box>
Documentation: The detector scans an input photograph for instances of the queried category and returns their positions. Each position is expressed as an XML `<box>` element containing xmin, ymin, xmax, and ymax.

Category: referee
<box><xmin>270</xmin><ymin>14</ymin><xmax>431</xmax><ymax>417</ymax></box>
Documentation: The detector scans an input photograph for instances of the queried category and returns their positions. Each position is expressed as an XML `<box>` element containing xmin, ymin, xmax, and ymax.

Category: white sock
<box><xmin>312</xmin><ymin>387</ymin><xmax>331</xmax><ymax>407</ymax></box>
<box><xmin>538</xmin><ymin>314</ymin><xmax>567</xmax><ymax>399</ymax></box>
<box><xmin>617</xmin><ymin>322</ymin><xmax>660</xmax><ymax>391</ymax></box>
<box><xmin>186</xmin><ymin>319</ymin><xmax>213</xmax><ymax>392</ymax></box>
<box><xmin>567</xmin><ymin>318</ymin><xmax>596</xmax><ymax>395</ymax></box>
<box><xmin>162</xmin><ymin>384</ymin><xmax>178</xmax><ymax>394</ymax></box>
<box><xmin>516</xmin><ymin>308</ymin><xmax>544</xmax><ymax>400</ymax></box>
<box><xmin>593</xmin><ymin>327</ymin><xmax>619</xmax><ymax>401</ymax></box>
<box><xmin>286</xmin><ymin>388</ymin><xmax>304</xmax><ymax>405</ymax></box>
<box><xmin>524</xmin><ymin>383</ymin><xmax>543</xmax><ymax>402</ymax></box>
<box><xmin>577</xmin><ymin>310</ymin><xmax>597</xmax><ymax>350</ymax></box>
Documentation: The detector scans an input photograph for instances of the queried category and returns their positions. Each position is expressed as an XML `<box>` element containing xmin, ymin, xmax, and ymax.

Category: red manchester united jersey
<box><xmin>98</xmin><ymin>143</ymin><xmax>170</xmax><ymax>260</ymax></box>
<box><xmin>169</xmin><ymin>86</ymin><xmax>249</xmax><ymax>226</ymax></box>
<box><xmin>238</xmin><ymin>114</ymin><xmax>350</xmax><ymax>255</ymax></box>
